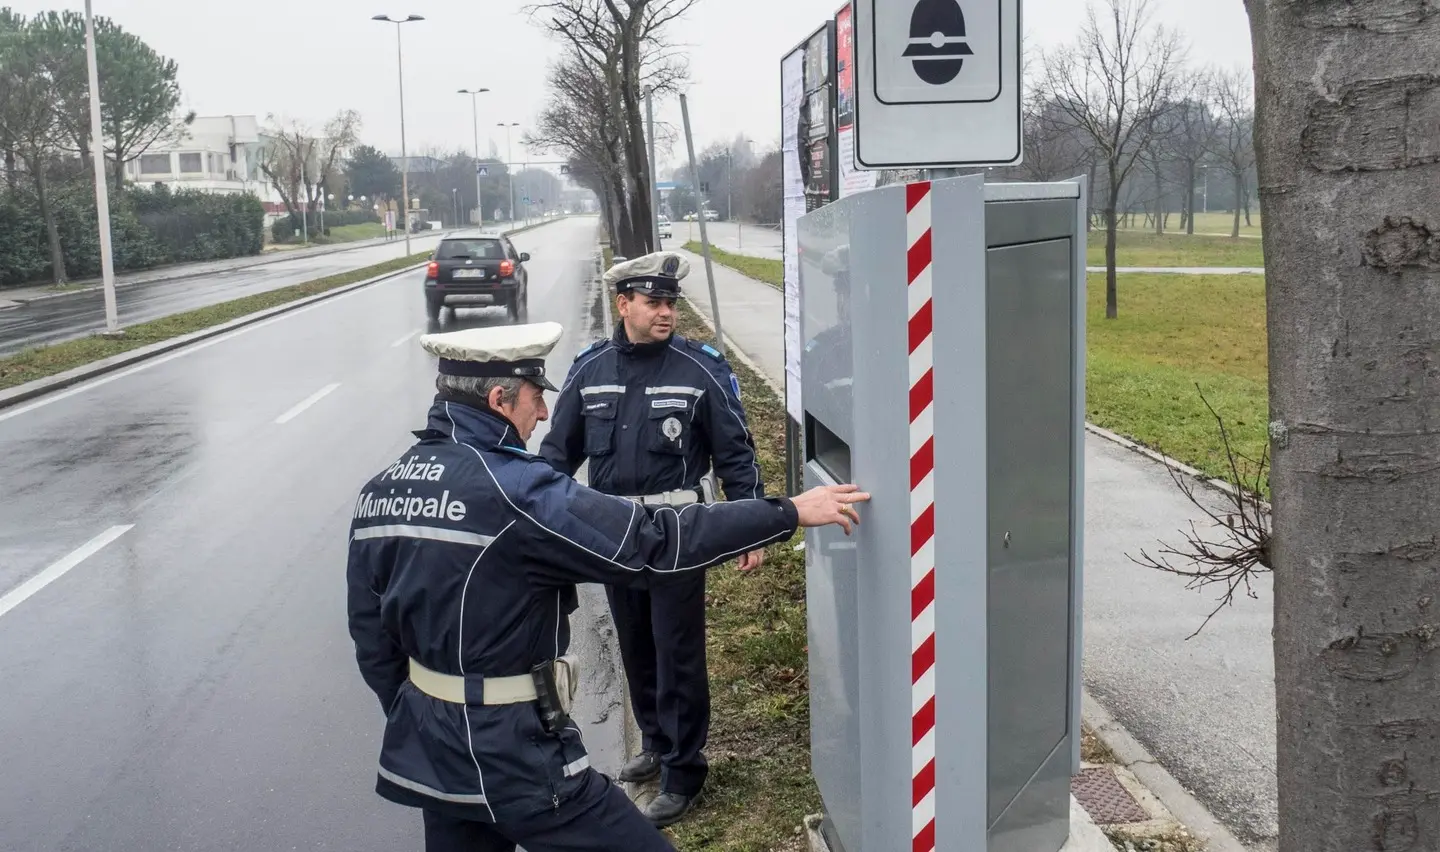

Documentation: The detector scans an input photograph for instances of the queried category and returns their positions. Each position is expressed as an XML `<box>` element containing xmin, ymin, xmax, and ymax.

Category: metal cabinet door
<box><xmin>985</xmin><ymin>237</ymin><xmax>1076</xmax><ymax>852</ymax></box>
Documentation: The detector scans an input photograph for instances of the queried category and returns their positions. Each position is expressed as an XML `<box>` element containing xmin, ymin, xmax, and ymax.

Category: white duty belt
<box><xmin>407</xmin><ymin>657</ymin><xmax>579</xmax><ymax>712</ymax></box>
<box><xmin>622</xmin><ymin>489</ymin><xmax>702</xmax><ymax>507</ymax></box>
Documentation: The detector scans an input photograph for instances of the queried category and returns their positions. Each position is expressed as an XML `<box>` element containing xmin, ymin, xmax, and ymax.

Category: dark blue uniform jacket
<box><xmin>346</xmin><ymin>397</ymin><xmax>797</xmax><ymax>822</ymax></box>
<box><xmin>538</xmin><ymin>328</ymin><xmax>763</xmax><ymax>500</ymax></box>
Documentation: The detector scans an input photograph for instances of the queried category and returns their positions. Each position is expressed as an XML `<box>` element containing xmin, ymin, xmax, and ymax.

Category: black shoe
<box><xmin>643</xmin><ymin>791</ymin><xmax>694</xmax><ymax>827</ymax></box>
<box><xmin>618</xmin><ymin>750</ymin><xmax>661</xmax><ymax>783</ymax></box>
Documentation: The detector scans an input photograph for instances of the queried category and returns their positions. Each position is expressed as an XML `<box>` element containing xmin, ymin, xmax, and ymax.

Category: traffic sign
<box><xmin>854</xmin><ymin>0</ymin><xmax>1022</xmax><ymax>168</ymax></box>
<box><xmin>522</xmin><ymin>196</ymin><xmax>530</xmax><ymax>204</ymax></box>
<box><xmin>477</xmin><ymin>165</ymin><xmax>489</xmax><ymax>176</ymax></box>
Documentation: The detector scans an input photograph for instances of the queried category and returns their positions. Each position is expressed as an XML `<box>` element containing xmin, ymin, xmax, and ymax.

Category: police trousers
<box><xmin>421</xmin><ymin>769</ymin><xmax>674</xmax><ymax>851</ymax></box>
<box><xmin>606</xmin><ymin>570</ymin><xmax>709</xmax><ymax>796</ymax></box>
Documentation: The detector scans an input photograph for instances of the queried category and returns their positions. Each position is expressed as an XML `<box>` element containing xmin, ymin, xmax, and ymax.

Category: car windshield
<box><xmin>438</xmin><ymin>239</ymin><xmax>504</xmax><ymax>260</ymax></box>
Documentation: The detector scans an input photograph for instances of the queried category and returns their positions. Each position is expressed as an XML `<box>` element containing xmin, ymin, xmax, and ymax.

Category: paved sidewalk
<box><xmin>1086</xmin><ymin>266</ymin><xmax>1265</xmax><ymax>275</ymax></box>
<box><xmin>679</xmin><ymin>248</ymin><xmax>1274</xmax><ymax>850</ymax></box>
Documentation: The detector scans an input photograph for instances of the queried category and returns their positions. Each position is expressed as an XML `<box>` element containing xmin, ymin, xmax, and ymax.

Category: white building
<box><xmin>124</xmin><ymin>115</ymin><xmax>282</xmax><ymax>208</ymax></box>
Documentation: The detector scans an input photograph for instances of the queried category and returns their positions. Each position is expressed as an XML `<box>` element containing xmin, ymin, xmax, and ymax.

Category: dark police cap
<box><xmin>605</xmin><ymin>251</ymin><xmax>689</xmax><ymax>299</ymax></box>
<box><xmin>420</xmin><ymin>322</ymin><xmax>563</xmax><ymax>392</ymax></box>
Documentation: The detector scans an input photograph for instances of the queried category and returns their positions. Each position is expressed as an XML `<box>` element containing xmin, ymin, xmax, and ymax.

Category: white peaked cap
<box><xmin>420</xmin><ymin>322</ymin><xmax>565</xmax><ymax>391</ymax></box>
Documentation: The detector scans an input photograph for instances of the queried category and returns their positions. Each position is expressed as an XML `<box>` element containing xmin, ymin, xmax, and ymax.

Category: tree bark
<box><xmin>1105</xmin><ymin>176</ymin><xmax>1119</xmax><ymax>319</ymax></box>
<box><xmin>1232</xmin><ymin>171</ymin><xmax>1243</xmax><ymax>238</ymax></box>
<box><xmin>1154</xmin><ymin>164</ymin><xmax>1165</xmax><ymax>235</ymax></box>
<box><xmin>31</xmin><ymin>164</ymin><xmax>67</xmax><ymax>284</ymax></box>
<box><xmin>1249</xmin><ymin>2</ymin><xmax>1440</xmax><ymax>850</ymax></box>
<box><xmin>1185</xmin><ymin>160</ymin><xmax>1197</xmax><ymax>235</ymax></box>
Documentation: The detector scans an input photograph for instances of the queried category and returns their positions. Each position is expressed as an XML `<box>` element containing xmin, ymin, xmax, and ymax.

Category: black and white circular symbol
<box><xmin>662</xmin><ymin>417</ymin><xmax>682</xmax><ymax>441</ymax></box>
<box><xmin>901</xmin><ymin>0</ymin><xmax>975</xmax><ymax>85</ymax></box>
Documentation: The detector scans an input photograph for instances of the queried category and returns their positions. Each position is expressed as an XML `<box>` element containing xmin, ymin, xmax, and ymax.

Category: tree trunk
<box><xmin>1086</xmin><ymin>162</ymin><xmax>1097</xmax><ymax>232</ymax></box>
<box><xmin>1231</xmin><ymin>171</ymin><xmax>1243</xmax><ymax>238</ymax></box>
<box><xmin>1185</xmin><ymin>160</ymin><xmax>1197</xmax><ymax>235</ymax></box>
<box><xmin>32</xmin><ymin>165</ymin><xmax>67</xmax><ymax>285</ymax></box>
<box><xmin>3</xmin><ymin>146</ymin><xmax>15</xmax><ymax>194</ymax></box>
<box><xmin>1243</xmin><ymin>180</ymin><xmax>1253</xmax><ymax>226</ymax></box>
<box><xmin>1154</xmin><ymin>165</ymin><xmax>1164</xmax><ymax>235</ymax></box>
<box><xmin>1248</xmin><ymin>3</ymin><xmax>1440</xmax><ymax>851</ymax></box>
<box><xmin>1104</xmin><ymin>177</ymin><xmax>1119</xmax><ymax>319</ymax></box>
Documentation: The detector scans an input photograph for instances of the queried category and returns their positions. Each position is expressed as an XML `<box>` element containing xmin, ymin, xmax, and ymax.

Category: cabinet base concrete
<box><xmin>803</xmin><ymin>798</ymin><xmax>1113</xmax><ymax>852</ymax></box>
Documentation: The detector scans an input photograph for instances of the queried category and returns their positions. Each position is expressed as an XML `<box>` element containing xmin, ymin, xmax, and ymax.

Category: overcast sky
<box><xmin>14</xmin><ymin>0</ymin><xmax>1253</xmax><ymax>171</ymax></box>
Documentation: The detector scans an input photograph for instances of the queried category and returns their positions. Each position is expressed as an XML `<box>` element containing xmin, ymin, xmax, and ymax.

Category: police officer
<box><xmin>346</xmin><ymin>321</ymin><xmax>869</xmax><ymax>851</ymax></box>
<box><xmin>539</xmin><ymin>252</ymin><xmax>763</xmax><ymax>826</ymax></box>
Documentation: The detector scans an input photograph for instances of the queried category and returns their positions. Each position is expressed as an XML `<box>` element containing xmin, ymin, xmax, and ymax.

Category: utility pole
<box><xmin>459</xmin><ymin>88</ymin><xmax>489</xmax><ymax>225</ymax></box>
<box><xmin>83</xmin><ymin>0</ymin><xmax>119</xmax><ymax>335</ymax></box>
<box><xmin>499</xmin><ymin>122</ymin><xmax>519</xmax><ymax>225</ymax></box>
<box><xmin>373</xmin><ymin>14</ymin><xmax>423</xmax><ymax>256</ymax></box>
<box><xmin>646</xmin><ymin>86</ymin><xmax>659</xmax><ymax>251</ymax></box>
<box><xmin>680</xmin><ymin>94</ymin><xmax>725</xmax><ymax>357</ymax></box>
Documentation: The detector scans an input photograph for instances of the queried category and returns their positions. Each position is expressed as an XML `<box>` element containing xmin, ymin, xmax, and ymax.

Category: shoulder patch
<box><xmin>699</xmin><ymin>343</ymin><xmax>723</xmax><ymax>361</ymax></box>
<box><xmin>574</xmin><ymin>339</ymin><xmax>608</xmax><ymax>361</ymax></box>
<box><xmin>729</xmin><ymin>373</ymin><xmax>742</xmax><ymax>399</ymax></box>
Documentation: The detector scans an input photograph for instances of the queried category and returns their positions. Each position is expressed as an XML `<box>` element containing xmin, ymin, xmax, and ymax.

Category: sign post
<box><xmin>854</xmin><ymin>0</ymin><xmax>1023</xmax><ymax>168</ymax></box>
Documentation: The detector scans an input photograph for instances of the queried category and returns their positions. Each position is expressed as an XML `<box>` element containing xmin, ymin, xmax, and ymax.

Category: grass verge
<box><xmin>663</xmin><ymin>297</ymin><xmax>816</xmax><ymax>851</ymax></box>
<box><xmin>0</xmin><ymin>250</ymin><xmax>432</xmax><ymax>393</ymax></box>
<box><xmin>1087</xmin><ymin>272</ymin><xmax>1269</xmax><ymax>494</ymax></box>
<box><xmin>683</xmin><ymin>241</ymin><xmax>782</xmax><ymax>289</ymax></box>
<box><xmin>1086</xmin><ymin>231</ymin><xmax>1264</xmax><ymax>269</ymax></box>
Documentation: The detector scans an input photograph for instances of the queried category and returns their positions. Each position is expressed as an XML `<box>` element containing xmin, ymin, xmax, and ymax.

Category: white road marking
<box><xmin>274</xmin><ymin>383</ymin><xmax>341</xmax><ymax>424</ymax></box>
<box><xmin>0</xmin><ymin>525</ymin><xmax>135</xmax><ymax>620</ymax></box>
<box><xmin>390</xmin><ymin>330</ymin><xmax>420</xmax><ymax>348</ymax></box>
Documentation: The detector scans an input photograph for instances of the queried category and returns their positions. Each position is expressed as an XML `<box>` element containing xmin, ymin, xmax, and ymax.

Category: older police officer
<box><xmin>347</xmin><ymin>322</ymin><xmax>868</xmax><ymax>851</ymax></box>
<box><xmin>539</xmin><ymin>253</ymin><xmax>762</xmax><ymax>825</ymax></box>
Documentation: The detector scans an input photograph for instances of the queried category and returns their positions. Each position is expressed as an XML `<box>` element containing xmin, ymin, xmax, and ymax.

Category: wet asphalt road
<box><xmin>0</xmin><ymin>217</ymin><xmax>622</xmax><ymax>852</ymax></box>
<box><xmin>0</xmin><ymin>234</ymin><xmax>449</xmax><ymax>358</ymax></box>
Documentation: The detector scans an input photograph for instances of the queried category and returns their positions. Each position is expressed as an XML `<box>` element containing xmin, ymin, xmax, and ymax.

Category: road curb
<box><xmin>0</xmin><ymin>262</ymin><xmax>426</xmax><ymax>413</ymax></box>
<box><xmin>1082</xmin><ymin>690</ymin><xmax>1250</xmax><ymax>852</ymax></box>
<box><xmin>1083</xmin><ymin>422</ymin><xmax>1271</xmax><ymax>511</ymax></box>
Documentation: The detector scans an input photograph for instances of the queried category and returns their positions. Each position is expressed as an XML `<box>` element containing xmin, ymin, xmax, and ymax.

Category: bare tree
<box><xmin>313</xmin><ymin>110</ymin><xmax>361</xmax><ymax>212</ymax></box>
<box><xmin>256</xmin><ymin>116</ymin><xmax>316</xmax><ymax>226</ymax></box>
<box><xmin>528</xmin><ymin>0</ymin><xmax>695</xmax><ymax>258</ymax></box>
<box><xmin>1166</xmin><ymin>70</ymin><xmax>1221</xmax><ymax>234</ymax></box>
<box><xmin>1042</xmin><ymin>0</ymin><xmax>1186</xmax><ymax>318</ymax></box>
<box><xmin>1213</xmin><ymin>67</ymin><xmax>1256</xmax><ymax>239</ymax></box>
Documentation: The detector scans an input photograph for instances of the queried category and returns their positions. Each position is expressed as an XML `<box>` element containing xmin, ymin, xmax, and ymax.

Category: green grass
<box><xmin>1088</xmin><ymin>272</ymin><xmax>1270</xmax><ymax>493</ymax></box>
<box><xmin>323</xmin><ymin>222</ymin><xmax>388</xmax><ymax>242</ymax></box>
<box><xmin>0</xmin><ymin>250</ymin><xmax>432</xmax><ymax>393</ymax></box>
<box><xmin>683</xmin><ymin>241</ymin><xmax>782</xmax><ymax>289</ymax></box>
<box><xmin>662</xmin><ymin>299</ymin><xmax>817</xmax><ymax>851</ymax></box>
<box><xmin>1085</xmin><ymin>230</ymin><xmax>1265</xmax><ymax>268</ymax></box>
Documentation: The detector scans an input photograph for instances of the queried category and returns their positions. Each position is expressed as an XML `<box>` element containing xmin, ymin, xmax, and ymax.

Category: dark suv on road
<box><xmin>424</xmin><ymin>231</ymin><xmax>531</xmax><ymax>322</ymax></box>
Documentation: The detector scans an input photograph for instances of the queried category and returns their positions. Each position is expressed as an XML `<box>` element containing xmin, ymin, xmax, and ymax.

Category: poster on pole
<box><xmin>834</xmin><ymin>3</ymin><xmax>877</xmax><ymax>198</ymax></box>
<box><xmin>780</xmin><ymin>46</ymin><xmax>807</xmax><ymax>424</ymax></box>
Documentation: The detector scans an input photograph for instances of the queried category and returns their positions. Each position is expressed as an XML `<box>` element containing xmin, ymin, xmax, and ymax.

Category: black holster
<box><xmin>531</xmin><ymin>661</ymin><xmax>573</xmax><ymax>734</ymax></box>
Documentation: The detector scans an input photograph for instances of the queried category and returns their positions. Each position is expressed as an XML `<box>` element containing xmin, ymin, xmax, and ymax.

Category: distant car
<box><xmin>702</xmin><ymin>209</ymin><xmax>719</xmax><ymax>221</ymax></box>
<box><xmin>658</xmin><ymin>217</ymin><xmax>673</xmax><ymax>239</ymax></box>
<box><xmin>682</xmin><ymin>212</ymin><xmax>696</xmax><ymax>221</ymax></box>
<box><xmin>423</xmin><ymin>231</ymin><xmax>530</xmax><ymax>323</ymax></box>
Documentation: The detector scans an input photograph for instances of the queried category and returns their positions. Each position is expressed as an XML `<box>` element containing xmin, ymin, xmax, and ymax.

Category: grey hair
<box><xmin>436</xmin><ymin>374</ymin><xmax>524</xmax><ymax>409</ymax></box>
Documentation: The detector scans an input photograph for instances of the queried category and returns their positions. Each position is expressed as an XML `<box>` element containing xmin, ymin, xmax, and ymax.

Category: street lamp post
<box><xmin>83</xmin><ymin>0</ymin><xmax>119</xmax><ymax>334</ymax></box>
<box><xmin>498</xmin><ymin>122</ymin><xmax>519</xmax><ymax>226</ymax></box>
<box><xmin>459</xmin><ymin>88</ymin><xmax>490</xmax><ymax>227</ymax></box>
<box><xmin>373</xmin><ymin>13</ymin><xmax>424</xmax><ymax>255</ymax></box>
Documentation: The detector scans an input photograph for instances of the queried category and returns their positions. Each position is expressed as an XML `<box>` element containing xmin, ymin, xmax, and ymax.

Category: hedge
<box><xmin>0</xmin><ymin>182</ymin><xmax>265</xmax><ymax>289</ymax></box>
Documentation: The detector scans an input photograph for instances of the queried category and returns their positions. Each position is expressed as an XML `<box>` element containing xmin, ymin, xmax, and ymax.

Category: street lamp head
<box><xmin>459</xmin><ymin>88</ymin><xmax>491</xmax><ymax>94</ymax></box>
<box><xmin>372</xmin><ymin>13</ymin><xmax>424</xmax><ymax>22</ymax></box>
